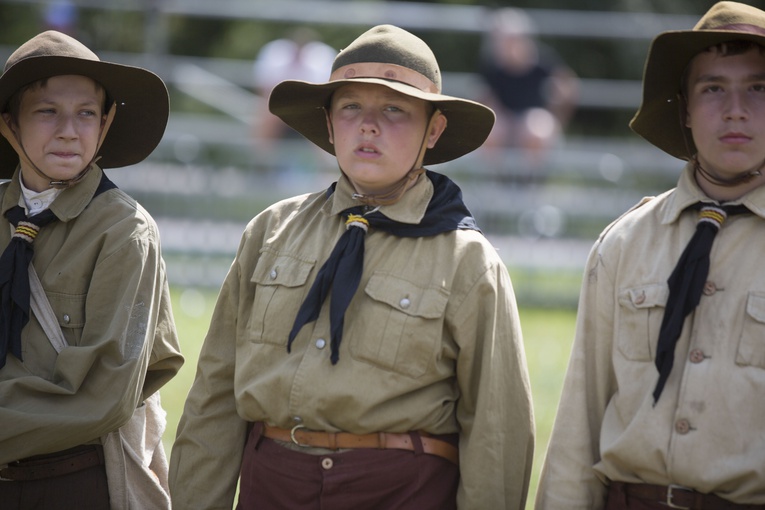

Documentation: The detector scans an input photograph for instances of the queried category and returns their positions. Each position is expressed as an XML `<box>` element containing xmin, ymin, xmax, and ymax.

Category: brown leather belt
<box><xmin>611</xmin><ymin>482</ymin><xmax>765</xmax><ymax>510</ymax></box>
<box><xmin>262</xmin><ymin>423</ymin><xmax>459</xmax><ymax>466</ymax></box>
<box><xmin>0</xmin><ymin>445</ymin><xmax>104</xmax><ymax>482</ymax></box>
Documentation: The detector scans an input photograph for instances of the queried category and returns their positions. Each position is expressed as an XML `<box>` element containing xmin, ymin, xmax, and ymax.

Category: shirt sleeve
<box><xmin>0</xmin><ymin>232</ymin><xmax>179</xmax><ymax>464</ymax></box>
<box><xmin>169</xmin><ymin>249</ymin><xmax>249</xmax><ymax>510</ymax></box>
<box><xmin>450</xmin><ymin>249</ymin><xmax>535</xmax><ymax>510</ymax></box>
<box><xmin>535</xmin><ymin>241</ymin><xmax>616</xmax><ymax>510</ymax></box>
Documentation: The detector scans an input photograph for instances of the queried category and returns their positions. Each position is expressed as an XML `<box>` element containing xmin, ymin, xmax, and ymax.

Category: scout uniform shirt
<box><xmin>0</xmin><ymin>166</ymin><xmax>183</xmax><ymax>464</ymax></box>
<box><xmin>170</xmin><ymin>172</ymin><xmax>534</xmax><ymax>510</ymax></box>
<box><xmin>536</xmin><ymin>164</ymin><xmax>765</xmax><ymax>509</ymax></box>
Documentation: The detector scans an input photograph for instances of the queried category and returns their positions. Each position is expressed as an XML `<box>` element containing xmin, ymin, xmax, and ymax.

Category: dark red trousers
<box><xmin>236</xmin><ymin>424</ymin><xmax>459</xmax><ymax>510</ymax></box>
<box><xmin>0</xmin><ymin>463</ymin><xmax>109</xmax><ymax>510</ymax></box>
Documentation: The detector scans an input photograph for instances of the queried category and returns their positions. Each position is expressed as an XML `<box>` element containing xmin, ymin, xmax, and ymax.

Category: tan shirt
<box><xmin>0</xmin><ymin>167</ymin><xmax>183</xmax><ymax>464</ymax></box>
<box><xmin>170</xmin><ymin>173</ymin><xmax>534</xmax><ymax>510</ymax></box>
<box><xmin>536</xmin><ymin>164</ymin><xmax>765</xmax><ymax>509</ymax></box>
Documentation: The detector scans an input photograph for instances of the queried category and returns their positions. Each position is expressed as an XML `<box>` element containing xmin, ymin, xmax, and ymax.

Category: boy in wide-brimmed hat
<box><xmin>0</xmin><ymin>30</ymin><xmax>183</xmax><ymax>509</ymax></box>
<box><xmin>537</xmin><ymin>2</ymin><xmax>765</xmax><ymax>509</ymax></box>
<box><xmin>170</xmin><ymin>24</ymin><xmax>534</xmax><ymax>510</ymax></box>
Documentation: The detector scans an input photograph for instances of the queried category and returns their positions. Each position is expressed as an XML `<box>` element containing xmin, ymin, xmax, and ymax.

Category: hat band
<box><xmin>330</xmin><ymin>62</ymin><xmax>439</xmax><ymax>93</ymax></box>
<box><xmin>712</xmin><ymin>23</ymin><xmax>765</xmax><ymax>36</ymax></box>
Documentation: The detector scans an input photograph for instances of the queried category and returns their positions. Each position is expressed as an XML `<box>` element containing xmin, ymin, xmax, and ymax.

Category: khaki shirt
<box><xmin>170</xmin><ymin>173</ymin><xmax>534</xmax><ymax>510</ymax></box>
<box><xmin>0</xmin><ymin>167</ymin><xmax>183</xmax><ymax>464</ymax></box>
<box><xmin>536</xmin><ymin>164</ymin><xmax>765</xmax><ymax>509</ymax></box>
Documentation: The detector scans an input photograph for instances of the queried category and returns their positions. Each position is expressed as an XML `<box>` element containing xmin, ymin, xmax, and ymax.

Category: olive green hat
<box><xmin>0</xmin><ymin>30</ymin><xmax>169</xmax><ymax>178</ymax></box>
<box><xmin>269</xmin><ymin>24</ymin><xmax>495</xmax><ymax>165</ymax></box>
<box><xmin>630</xmin><ymin>1</ymin><xmax>765</xmax><ymax>160</ymax></box>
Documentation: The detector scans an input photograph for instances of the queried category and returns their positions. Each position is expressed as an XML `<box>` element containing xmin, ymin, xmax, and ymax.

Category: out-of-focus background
<box><xmin>0</xmin><ymin>0</ymin><xmax>726</xmax><ymax>507</ymax></box>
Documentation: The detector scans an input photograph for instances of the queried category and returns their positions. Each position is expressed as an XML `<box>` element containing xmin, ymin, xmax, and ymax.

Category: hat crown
<box><xmin>5</xmin><ymin>30</ymin><xmax>98</xmax><ymax>73</ymax></box>
<box><xmin>694</xmin><ymin>1</ymin><xmax>765</xmax><ymax>33</ymax></box>
<box><xmin>332</xmin><ymin>25</ymin><xmax>442</xmax><ymax>92</ymax></box>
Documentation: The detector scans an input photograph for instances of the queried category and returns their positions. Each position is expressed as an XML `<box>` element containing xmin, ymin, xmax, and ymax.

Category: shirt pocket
<box><xmin>616</xmin><ymin>283</ymin><xmax>667</xmax><ymax>361</ymax></box>
<box><xmin>248</xmin><ymin>250</ymin><xmax>315</xmax><ymax>347</ymax></box>
<box><xmin>348</xmin><ymin>272</ymin><xmax>449</xmax><ymax>379</ymax></box>
<box><xmin>46</xmin><ymin>291</ymin><xmax>86</xmax><ymax>347</ymax></box>
<box><xmin>736</xmin><ymin>292</ymin><xmax>765</xmax><ymax>369</ymax></box>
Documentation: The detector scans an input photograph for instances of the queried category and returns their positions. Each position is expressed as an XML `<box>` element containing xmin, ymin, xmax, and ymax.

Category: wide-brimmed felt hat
<box><xmin>630</xmin><ymin>1</ymin><xmax>765</xmax><ymax>160</ymax></box>
<box><xmin>268</xmin><ymin>24</ymin><xmax>495</xmax><ymax>165</ymax></box>
<box><xmin>0</xmin><ymin>30</ymin><xmax>169</xmax><ymax>178</ymax></box>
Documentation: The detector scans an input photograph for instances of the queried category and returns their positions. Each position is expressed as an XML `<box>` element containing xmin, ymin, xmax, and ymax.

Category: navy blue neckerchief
<box><xmin>288</xmin><ymin>170</ymin><xmax>479</xmax><ymax>364</ymax></box>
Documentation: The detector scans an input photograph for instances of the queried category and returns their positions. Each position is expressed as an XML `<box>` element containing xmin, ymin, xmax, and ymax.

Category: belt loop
<box><xmin>248</xmin><ymin>422</ymin><xmax>265</xmax><ymax>450</ymax></box>
<box><xmin>606</xmin><ymin>482</ymin><xmax>628</xmax><ymax>510</ymax></box>
<box><xmin>408</xmin><ymin>432</ymin><xmax>424</xmax><ymax>457</ymax></box>
<box><xmin>327</xmin><ymin>432</ymin><xmax>337</xmax><ymax>450</ymax></box>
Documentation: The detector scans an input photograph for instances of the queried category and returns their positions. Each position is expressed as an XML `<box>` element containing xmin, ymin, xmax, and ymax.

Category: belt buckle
<box><xmin>663</xmin><ymin>485</ymin><xmax>691</xmax><ymax>509</ymax></box>
<box><xmin>290</xmin><ymin>424</ymin><xmax>310</xmax><ymax>448</ymax></box>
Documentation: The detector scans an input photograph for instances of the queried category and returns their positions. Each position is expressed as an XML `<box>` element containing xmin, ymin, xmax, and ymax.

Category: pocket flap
<box><xmin>620</xmin><ymin>283</ymin><xmax>668</xmax><ymax>310</ymax></box>
<box><xmin>364</xmin><ymin>272</ymin><xmax>448</xmax><ymax>319</ymax></box>
<box><xmin>46</xmin><ymin>292</ymin><xmax>86</xmax><ymax>329</ymax></box>
<box><xmin>251</xmin><ymin>249</ymin><xmax>315</xmax><ymax>288</ymax></box>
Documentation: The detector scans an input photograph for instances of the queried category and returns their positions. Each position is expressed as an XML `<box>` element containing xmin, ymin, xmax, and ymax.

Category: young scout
<box><xmin>0</xmin><ymin>30</ymin><xmax>183</xmax><ymax>509</ymax></box>
<box><xmin>536</xmin><ymin>2</ymin><xmax>765</xmax><ymax>509</ymax></box>
<box><xmin>170</xmin><ymin>24</ymin><xmax>534</xmax><ymax>510</ymax></box>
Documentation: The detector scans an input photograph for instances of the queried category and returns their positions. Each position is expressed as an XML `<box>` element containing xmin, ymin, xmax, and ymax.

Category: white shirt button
<box><xmin>62</xmin><ymin>314</ymin><xmax>71</xmax><ymax>324</ymax></box>
<box><xmin>315</xmin><ymin>338</ymin><xmax>326</xmax><ymax>349</ymax></box>
<box><xmin>399</xmin><ymin>298</ymin><xmax>411</xmax><ymax>309</ymax></box>
<box><xmin>270</xmin><ymin>269</ymin><xmax>278</xmax><ymax>279</ymax></box>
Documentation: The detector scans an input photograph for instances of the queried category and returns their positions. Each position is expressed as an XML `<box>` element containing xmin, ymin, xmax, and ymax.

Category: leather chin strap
<box><xmin>0</xmin><ymin>101</ymin><xmax>117</xmax><ymax>189</ymax></box>
<box><xmin>692</xmin><ymin>153</ymin><xmax>764</xmax><ymax>188</ymax></box>
<box><xmin>336</xmin><ymin>109</ymin><xmax>441</xmax><ymax>207</ymax></box>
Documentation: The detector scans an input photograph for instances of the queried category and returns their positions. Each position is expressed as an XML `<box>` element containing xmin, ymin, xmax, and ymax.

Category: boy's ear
<box><xmin>426</xmin><ymin>111</ymin><xmax>447</xmax><ymax>149</ymax></box>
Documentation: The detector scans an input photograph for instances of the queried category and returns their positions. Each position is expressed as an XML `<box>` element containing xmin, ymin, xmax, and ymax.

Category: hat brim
<box><xmin>269</xmin><ymin>78</ymin><xmax>495</xmax><ymax>165</ymax></box>
<box><xmin>630</xmin><ymin>29</ymin><xmax>765</xmax><ymax>160</ymax></box>
<box><xmin>0</xmin><ymin>55</ymin><xmax>168</xmax><ymax>178</ymax></box>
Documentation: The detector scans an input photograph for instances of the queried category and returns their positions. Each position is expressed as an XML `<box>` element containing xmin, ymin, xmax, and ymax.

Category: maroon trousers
<box><xmin>236</xmin><ymin>424</ymin><xmax>459</xmax><ymax>510</ymax></box>
<box><xmin>0</xmin><ymin>467</ymin><xmax>109</xmax><ymax>510</ymax></box>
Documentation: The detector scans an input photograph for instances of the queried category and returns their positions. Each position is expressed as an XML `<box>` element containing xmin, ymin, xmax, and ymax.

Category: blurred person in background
<box><xmin>251</xmin><ymin>27</ymin><xmax>336</xmax><ymax>174</ymax></box>
<box><xmin>537</xmin><ymin>2</ymin><xmax>765</xmax><ymax>509</ymax></box>
<box><xmin>478</xmin><ymin>7</ymin><xmax>578</xmax><ymax>181</ymax></box>
<box><xmin>171</xmin><ymin>24</ymin><xmax>533</xmax><ymax>510</ymax></box>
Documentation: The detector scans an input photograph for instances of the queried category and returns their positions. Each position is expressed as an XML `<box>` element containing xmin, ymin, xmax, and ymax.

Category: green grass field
<box><xmin>160</xmin><ymin>285</ymin><xmax>577</xmax><ymax>509</ymax></box>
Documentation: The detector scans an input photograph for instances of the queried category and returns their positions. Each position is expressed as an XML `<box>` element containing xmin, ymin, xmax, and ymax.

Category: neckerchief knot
<box><xmin>697</xmin><ymin>205</ymin><xmax>726</xmax><ymax>229</ymax></box>
<box><xmin>346</xmin><ymin>214</ymin><xmax>369</xmax><ymax>232</ymax></box>
<box><xmin>13</xmin><ymin>220</ymin><xmax>43</xmax><ymax>243</ymax></box>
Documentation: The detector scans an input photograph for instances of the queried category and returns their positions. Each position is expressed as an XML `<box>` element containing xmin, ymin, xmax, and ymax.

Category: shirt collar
<box><xmin>19</xmin><ymin>177</ymin><xmax>63</xmax><ymax>215</ymax></box>
<box><xmin>2</xmin><ymin>164</ymin><xmax>105</xmax><ymax>222</ymax></box>
<box><xmin>660</xmin><ymin>162</ymin><xmax>765</xmax><ymax>224</ymax></box>
<box><xmin>328</xmin><ymin>172</ymin><xmax>434</xmax><ymax>224</ymax></box>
